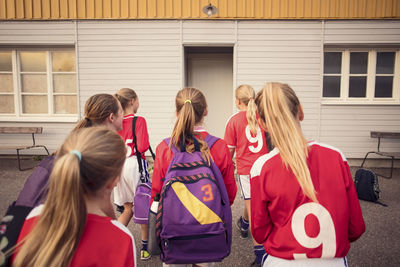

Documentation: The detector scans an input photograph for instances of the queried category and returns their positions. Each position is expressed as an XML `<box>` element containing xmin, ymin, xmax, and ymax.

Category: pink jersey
<box><xmin>118</xmin><ymin>114</ymin><xmax>150</xmax><ymax>158</ymax></box>
<box><xmin>14</xmin><ymin>206</ymin><xmax>136</xmax><ymax>267</ymax></box>
<box><xmin>224</xmin><ymin>111</ymin><xmax>269</xmax><ymax>174</ymax></box>
<box><xmin>250</xmin><ymin>142</ymin><xmax>365</xmax><ymax>260</ymax></box>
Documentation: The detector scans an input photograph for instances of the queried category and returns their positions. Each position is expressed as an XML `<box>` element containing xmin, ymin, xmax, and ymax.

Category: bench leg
<box><xmin>362</xmin><ymin>151</ymin><xmax>395</xmax><ymax>179</ymax></box>
<box><xmin>361</xmin><ymin>151</ymin><xmax>374</xmax><ymax>168</ymax></box>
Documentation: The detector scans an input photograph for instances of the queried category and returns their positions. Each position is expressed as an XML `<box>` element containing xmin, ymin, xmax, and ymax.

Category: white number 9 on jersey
<box><xmin>245</xmin><ymin>125</ymin><xmax>263</xmax><ymax>153</ymax></box>
<box><xmin>291</xmin><ymin>202</ymin><xmax>337</xmax><ymax>259</ymax></box>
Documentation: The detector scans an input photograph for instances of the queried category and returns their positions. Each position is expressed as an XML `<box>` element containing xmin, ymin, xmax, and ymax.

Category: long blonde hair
<box><xmin>13</xmin><ymin>127</ymin><xmax>126</xmax><ymax>267</ymax></box>
<box><xmin>255</xmin><ymin>82</ymin><xmax>317</xmax><ymax>202</ymax></box>
<box><xmin>236</xmin><ymin>84</ymin><xmax>257</xmax><ymax>135</ymax></box>
<box><xmin>171</xmin><ymin>88</ymin><xmax>211</xmax><ymax>163</ymax></box>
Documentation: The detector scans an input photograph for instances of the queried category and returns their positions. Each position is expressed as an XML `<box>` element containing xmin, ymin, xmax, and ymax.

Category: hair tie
<box><xmin>249</xmin><ymin>97</ymin><xmax>253</xmax><ymax>101</ymax></box>
<box><xmin>184</xmin><ymin>99</ymin><xmax>192</xmax><ymax>104</ymax></box>
<box><xmin>70</xmin><ymin>150</ymin><xmax>82</xmax><ymax>162</ymax></box>
<box><xmin>85</xmin><ymin>117</ymin><xmax>90</xmax><ymax>122</ymax></box>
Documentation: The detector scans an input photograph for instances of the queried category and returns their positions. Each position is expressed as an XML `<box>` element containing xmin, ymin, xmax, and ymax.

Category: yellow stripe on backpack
<box><xmin>171</xmin><ymin>182</ymin><xmax>222</xmax><ymax>225</ymax></box>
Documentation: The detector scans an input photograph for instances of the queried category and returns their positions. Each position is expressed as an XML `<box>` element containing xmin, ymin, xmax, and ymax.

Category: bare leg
<box><xmin>245</xmin><ymin>199</ymin><xmax>261</xmax><ymax>246</ymax></box>
<box><xmin>118</xmin><ymin>202</ymin><xmax>133</xmax><ymax>226</ymax></box>
<box><xmin>141</xmin><ymin>223</ymin><xmax>148</xmax><ymax>241</ymax></box>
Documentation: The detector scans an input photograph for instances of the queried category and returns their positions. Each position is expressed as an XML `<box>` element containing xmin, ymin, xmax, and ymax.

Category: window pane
<box><xmin>54</xmin><ymin>95</ymin><xmax>77</xmax><ymax>114</ymax></box>
<box><xmin>20</xmin><ymin>52</ymin><xmax>46</xmax><ymax>72</ymax></box>
<box><xmin>0</xmin><ymin>95</ymin><xmax>14</xmax><ymax>113</ymax></box>
<box><xmin>0</xmin><ymin>52</ymin><xmax>12</xmax><ymax>71</ymax></box>
<box><xmin>52</xmin><ymin>52</ymin><xmax>76</xmax><ymax>72</ymax></box>
<box><xmin>0</xmin><ymin>74</ymin><xmax>13</xmax><ymax>92</ymax></box>
<box><xmin>376</xmin><ymin>52</ymin><xmax>395</xmax><ymax>74</ymax></box>
<box><xmin>349</xmin><ymin>76</ymin><xmax>367</xmax><ymax>97</ymax></box>
<box><xmin>350</xmin><ymin>52</ymin><xmax>368</xmax><ymax>74</ymax></box>
<box><xmin>21</xmin><ymin>74</ymin><xmax>47</xmax><ymax>93</ymax></box>
<box><xmin>375</xmin><ymin>76</ymin><xmax>393</xmax><ymax>98</ymax></box>
<box><xmin>53</xmin><ymin>74</ymin><xmax>77</xmax><ymax>93</ymax></box>
<box><xmin>22</xmin><ymin>95</ymin><xmax>48</xmax><ymax>114</ymax></box>
<box><xmin>323</xmin><ymin>76</ymin><xmax>341</xmax><ymax>97</ymax></box>
<box><xmin>324</xmin><ymin>52</ymin><xmax>342</xmax><ymax>74</ymax></box>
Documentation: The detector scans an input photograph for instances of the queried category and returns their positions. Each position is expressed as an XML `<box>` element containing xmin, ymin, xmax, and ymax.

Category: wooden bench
<box><xmin>0</xmin><ymin>127</ymin><xmax>50</xmax><ymax>171</ymax></box>
<box><xmin>361</xmin><ymin>131</ymin><xmax>400</xmax><ymax>178</ymax></box>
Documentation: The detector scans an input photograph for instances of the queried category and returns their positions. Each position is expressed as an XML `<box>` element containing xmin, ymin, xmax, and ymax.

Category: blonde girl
<box><xmin>114</xmin><ymin>88</ymin><xmax>151</xmax><ymax>260</ymax></box>
<box><xmin>12</xmin><ymin>127</ymin><xmax>136</xmax><ymax>267</ymax></box>
<box><xmin>151</xmin><ymin>87</ymin><xmax>237</xmax><ymax>267</ymax></box>
<box><xmin>224</xmin><ymin>84</ymin><xmax>269</xmax><ymax>266</ymax></box>
<box><xmin>251</xmin><ymin>82</ymin><xmax>365</xmax><ymax>267</ymax></box>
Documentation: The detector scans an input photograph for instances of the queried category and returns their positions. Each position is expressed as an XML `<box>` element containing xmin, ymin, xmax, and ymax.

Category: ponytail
<box><xmin>255</xmin><ymin>82</ymin><xmax>317</xmax><ymax>203</ymax></box>
<box><xmin>12</xmin><ymin>127</ymin><xmax>126</xmax><ymax>267</ymax></box>
<box><xmin>13</xmin><ymin>153</ymin><xmax>86</xmax><ymax>267</ymax></box>
<box><xmin>236</xmin><ymin>84</ymin><xmax>258</xmax><ymax>135</ymax></box>
<box><xmin>171</xmin><ymin>88</ymin><xmax>211</xmax><ymax>164</ymax></box>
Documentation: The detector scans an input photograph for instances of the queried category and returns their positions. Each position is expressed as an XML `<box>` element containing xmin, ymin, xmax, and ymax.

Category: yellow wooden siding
<box><xmin>0</xmin><ymin>0</ymin><xmax>399</xmax><ymax>20</ymax></box>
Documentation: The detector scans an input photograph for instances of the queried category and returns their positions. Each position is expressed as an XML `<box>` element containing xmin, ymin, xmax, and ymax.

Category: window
<box><xmin>0</xmin><ymin>49</ymin><xmax>78</xmax><ymax>121</ymax></box>
<box><xmin>323</xmin><ymin>49</ymin><xmax>400</xmax><ymax>104</ymax></box>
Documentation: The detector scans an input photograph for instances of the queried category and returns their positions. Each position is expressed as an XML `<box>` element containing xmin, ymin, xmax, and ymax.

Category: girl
<box><xmin>251</xmin><ymin>82</ymin><xmax>365</xmax><ymax>267</ymax></box>
<box><xmin>224</xmin><ymin>84</ymin><xmax>269</xmax><ymax>266</ymax></box>
<box><xmin>151</xmin><ymin>87</ymin><xmax>237</xmax><ymax>267</ymax></box>
<box><xmin>12</xmin><ymin>127</ymin><xmax>136</xmax><ymax>267</ymax></box>
<box><xmin>114</xmin><ymin>88</ymin><xmax>151</xmax><ymax>260</ymax></box>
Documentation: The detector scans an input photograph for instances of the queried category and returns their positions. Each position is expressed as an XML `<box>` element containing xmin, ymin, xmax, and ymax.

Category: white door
<box><xmin>187</xmin><ymin>53</ymin><xmax>233</xmax><ymax>139</ymax></box>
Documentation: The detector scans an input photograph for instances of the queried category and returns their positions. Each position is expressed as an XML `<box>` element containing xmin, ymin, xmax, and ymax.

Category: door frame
<box><xmin>182</xmin><ymin>43</ymin><xmax>237</xmax><ymax>114</ymax></box>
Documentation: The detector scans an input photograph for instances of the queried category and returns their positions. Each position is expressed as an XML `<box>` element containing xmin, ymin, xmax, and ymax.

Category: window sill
<box><xmin>321</xmin><ymin>98</ymin><xmax>400</xmax><ymax>105</ymax></box>
<box><xmin>0</xmin><ymin>115</ymin><xmax>79</xmax><ymax>123</ymax></box>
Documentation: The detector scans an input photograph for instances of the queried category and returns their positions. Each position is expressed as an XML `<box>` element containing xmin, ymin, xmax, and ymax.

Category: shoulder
<box><xmin>250</xmin><ymin>148</ymin><xmax>280</xmax><ymax>178</ymax></box>
<box><xmin>308</xmin><ymin>141</ymin><xmax>347</xmax><ymax>162</ymax></box>
<box><xmin>109</xmin><ymin>219</ymin><xmax>135</xmax><ymax>241</ymax></box>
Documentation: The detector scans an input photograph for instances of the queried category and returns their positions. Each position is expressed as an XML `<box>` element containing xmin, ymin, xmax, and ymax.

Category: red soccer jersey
<box><xmin>250</xmin><ymin>142</ymin><xmax>365</xmax><ymax>260</ymax></box>
<box><xmin>118</xmin><ymin>114</ymin><xmax>150</xmax><ymax>158</ymax></box>
<box><xmin>224</xmin><ymin>111</ymin><xmax>269</xmax><ymax>175</ymax></box>
<box><xmin>14</xmin><ymin>205</ymin><xmax>136</xmax><ymax>267</ymax></box>
<box><xmin>151</xmin><ymin>127</ymin><xmax>237</xmax><ymax>205</ymax></box>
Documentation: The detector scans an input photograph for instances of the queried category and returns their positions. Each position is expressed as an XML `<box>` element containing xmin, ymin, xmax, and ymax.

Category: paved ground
<box><xmin>1</xmin><ymin>157</ymin><xmax>399</xmax><ymax>267</ymax></box>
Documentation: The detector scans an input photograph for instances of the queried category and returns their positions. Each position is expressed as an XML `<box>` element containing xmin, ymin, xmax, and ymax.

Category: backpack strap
<box><xmin>204</xmin><ymin>134</ymin><xmax>219</xmax><ymax>149</ymax></box>
<box><xmin>264</xmin><ymin>131</ymin><xmax>274</xmax><ymax>152</ymax></box>
<box><xmin>132</xmin><ymin>116</ymin><xmax>146</xmax><ymax>183</ymax></box>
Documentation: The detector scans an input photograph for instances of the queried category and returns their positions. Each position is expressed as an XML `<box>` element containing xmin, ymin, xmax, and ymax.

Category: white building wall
<box><xmin>321</xmin><ymin>21</ymin><xmax>400</xmax><ymax>158</ymax></box>
<box><xmin>237</xmin><ymin>21</ymin><xmax>322</xmax><ymax>140</ymax></box>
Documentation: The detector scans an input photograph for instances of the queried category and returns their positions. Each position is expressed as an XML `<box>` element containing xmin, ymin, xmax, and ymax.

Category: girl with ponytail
<box><xmin>151</xmin><ymin>87</ymin><xmax>237</xmax><ymax>266</ymax></box>
<box><xmin>224</xmin><ymin>84</ymin><xmax>270</xmax><ymax>266</ymax></box>
<box><xmin>251</xmin><ymin>82</ymin><xmax>365</xmax><ymax>267</ymax></box>
<box><xmin>12</xmin><ymin>127</ymin><xmax>136</xmax><ymax>267</ymax></box>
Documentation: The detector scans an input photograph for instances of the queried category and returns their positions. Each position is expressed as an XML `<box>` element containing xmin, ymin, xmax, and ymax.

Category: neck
<box><xmin>85</xmin><ymin>192</ymin><xmax>116</xmax><ymax>219</ymax></box>
<box><xmin>124</xmin><ymin>106</ymin><xmax>135</xmax><ymax>116</ymax></box>
<box><xmin>237</xmin><ymin>104</ymin><xmax>247</xmax><ymax>111</ymax></box>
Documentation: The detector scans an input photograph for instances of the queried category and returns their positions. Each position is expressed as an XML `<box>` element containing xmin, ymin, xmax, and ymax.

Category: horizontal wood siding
<box><xmin>77</xmin><ymin>21</ymin><xmax>181</xmax><ymax>146</ymax></box>
<box><xmin>237</xmin><ymin>21</ymin><xmax>322</xmax><ymax>140</ymax></box>
<box><xmin>182</xmin><ymin>21</ymin><xmax>235</xmax><ymax>43</ymax></box>
<box><xmin>321</xmin><ymin>21</ymin><xmax>400</xmax><ymax>158</ymax></box>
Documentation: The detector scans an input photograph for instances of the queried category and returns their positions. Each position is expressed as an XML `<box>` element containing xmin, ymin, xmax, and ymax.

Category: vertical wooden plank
<box><xmin>94</xmin><ymin>0</ymin><xmax>103</xmax><ymax>18</ymax></box>
<box><xmin>137</xmin><ymin>0</ymin><xmax>146</xmax><ymax>18</ymax></box>
<box><xmin>16</xmin><ymin>0</ymin><xmax>25</xmax><ymax>18</ymax></box>
<box><xmin>156</xmin><ymin>0</ymin><xmax>164</xmax><ymax>18</ymax></box>
<box><xmin>86</xmin><ymin>0</ymin><xmax>94</xmax><ymax>18</ymax></box>
<box><xmin>227</xmin><ymin>0</ymin><xmax>235</xmax><ymax>18</ymax></box>
<box><xmin>246</xmin><ymin>0</ymin><xmax>255</xmax><ymax>18</ymax></box>
<box><xmin>103</xmin><ymin>0</ymin><xmax>111</xmax><ymax>18</ymax></box>
<box><xmin>67</xmin><ymin>0</ymin><xmax>76</xmax><ymax>18</ymax></box>
<box><xmin>236</xmin><ymin>0</ymin><xmax>246</xmax><ymax>17</ymax></box>
<box><xmin>111</xmin><ymin>0</ymin><xmax>120</xmax><ymax>18</ymax></box>
<box><xmin>365</xmin><ymin>0</ymin><xmax>376</xmax><ymax>18</ymax></box>
<box><xmin>129</xmin><ymin>0</ymin><xmax>137</xmax><ymax>18</ymax></box>
<box><xmin>23</xmin><ymin>0</ymin><xmax>32</xmax><ymax>18</ymax></box>
<box><xmin>219</xmin><ymin>0</ymin><xmax>226</xmax><ymax>17</ymax></box>
<box><xmin>164</xmin><ymin>0</ymin><xmax>172</xmax><ymax>17</ymax></box>
<box><xmin>42</xmin><ymin>0</ymin><xmax>51</xmax><ymax>18</ymax></box>
<box><xmin>264</xmin><ymin>0</ymin><xmax>272</xmax><ymax>18</ymax></box>
<box><xmin>50</xmin><ymin>0</ymin><xmax>59</xmax><ymax>18</ymax></box>
<box><xmin>191</xmin><ymin>0</ymin><xmax>199</xmax><ymax>18</ymax></box>
<box><xmin>285</xmin><ymin>0</ymin><xmax>293</xmax><ymax>18</ymax></box>
<box><xmin>0</xmin><ymin>0</ymin><xmax>6</xmax><ymax>19</ymax></box>
<box><xmin>200</xmin><ymin>0</ymin><xmax>208</xmax><ymax>18</ymax></box>
<box><xmin>173</xmin><ymin>0</ymin><xmax>181</xmax><ymax>18</ymax></box>
<box><xmin>120</xmin><ymin>0</ymin><xmax>128</xmax><ymax>18</ymax></box>
<box><xmin>270</xmin><ymin>0</ymin><xmax>280</xmax><ymax>19</ymax></box>
<box><xmin>338</xmin><ymin>0</ymin><xmax>349</xmax><ymax>18</ymax></box>
<box><xmin>385</xmin><ymin>0</ymin><xmax>393</xmax><ymax>17</ymax></box>
<box><xmin>77</xmin><ymin>0</ymin><xmax>86</xmax><ymax>18</ymax></box>
<box><xmin>6</xmin><ymin>0</ymin><xmax>15</xmax><ymax>18</ymax></box>
<box><xmin>254</xmin><ymin>0</ymin><xmax>263</xmax><ymax>18</ymax></box>
<box><xmin>359</xmin><ymin>0</ymin><xmax>366</xmax><ymax>17</ymax></box>
<box><xmin>32</xmin><ymin>0</ymin><xmax>41</xmax><ymax>18</ymax></box>
<box><xmin>303</xmin><ymin>0</ymin><xmax>312</xmax><ymax>18</ymax></box>
<box><xmin>182</xmin><ymin>0</ymin><xmax>190</xmax><ymax>18</ymax></box>
<box><xmin>147</xmin><ymin>0</ymin><xmax>155</xmax><ymax>17</ymax></box>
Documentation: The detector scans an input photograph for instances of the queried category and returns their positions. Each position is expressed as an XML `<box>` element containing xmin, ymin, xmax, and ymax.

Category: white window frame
<box><xmin>322</xmin><ymin>48</ymin><xmax>400</xmax><ymax>105</ymax></box>
<box><xmin>0</xmin><ymin>48</ymin><xmax>78</xmax><ymax>122</ymax></box>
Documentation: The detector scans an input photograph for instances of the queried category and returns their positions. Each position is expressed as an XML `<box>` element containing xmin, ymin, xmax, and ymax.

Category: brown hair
<box><xmin>171</xmin><ymin>87</ymin><xmax>211</xmax><ymax>163</ymax></box>
<box><xmin>13</xmin><ymin>127</ymin><xmax>126</xmax><ymax>267</ymax></box>
<box><xmin>235</xmin><ymin>84</ymin><xmax>258</xmax><ymax>135</ymax></box>
<box><xmin>255</xmin><ymin>82</ymin><xmax>317</xmax><ymax>202</ymax></box>
<box><xmin>115</xmin><ymin>88</ymin><xmax>138</xmax><ymax>111</ymax></box>
<box><xmin>74</xmin><ymin>94</ymin><xmax>120</xmax><ymax>130</ymax></box>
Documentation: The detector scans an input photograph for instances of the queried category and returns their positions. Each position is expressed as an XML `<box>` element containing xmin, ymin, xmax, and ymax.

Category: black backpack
<box><xmin>354</xmin><ymin>168</ymin><xmax>387</xmax><ymax>207</ymax></box>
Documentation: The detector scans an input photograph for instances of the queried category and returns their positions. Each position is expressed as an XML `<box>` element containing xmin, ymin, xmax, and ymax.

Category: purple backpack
<box><xmin>156</xmin><ymin>134</ymin><xmax>232</xmax><ymax>264</ymax></box>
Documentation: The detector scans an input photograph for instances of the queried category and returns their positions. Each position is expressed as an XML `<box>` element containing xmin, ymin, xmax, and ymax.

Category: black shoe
<box><xmin>236</xmin><ymin>216</ymin><xmax>249</xmax><ymax>238</ymax></box>
<box><xmin>250</xmin><ymin>259</ymin><xmax>261</xmax><ymax>267</ymax></box>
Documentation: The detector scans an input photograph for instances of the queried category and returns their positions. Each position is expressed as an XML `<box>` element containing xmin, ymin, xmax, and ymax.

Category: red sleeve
<box><xmin>343</xmin><ymin>161</ymin><xmax>365</xmax><ymax>242</ymax></box>
<box><xmin>135</xmin><ymin>116</ymin><xmax>150</xmax><ymax>154</ymax></box>
<box><xmin>250</xmin><ymin>167</ymin><xmax>272</xmax><ymax>245</ymax></box>
<box><xmin>151</xmin><ymin>141</ymin><xmax>173</xmax><ymax>203</ymax></box>
<box><xmin>210</xmin><ymin>139</ymin><xmax>237</xmax><ymax>205</ymax></box>
<box><xmin>224</xmin><ymin>115</ymin><xmax>236</xmax><ymax>148</ymax></box>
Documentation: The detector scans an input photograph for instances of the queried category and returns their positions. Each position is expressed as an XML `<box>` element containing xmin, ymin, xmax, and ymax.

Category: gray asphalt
<box><xmin>1</xmin><ymin>157</ymin><xmax>399</xmax><ymax>267</ymax></box>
